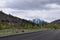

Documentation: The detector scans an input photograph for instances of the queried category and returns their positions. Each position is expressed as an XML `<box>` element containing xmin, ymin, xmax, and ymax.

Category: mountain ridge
<box><xmin>0</xmin><ymin>11</ymin><xmax>38</xmax><ymax>29</ymax></box>
<box><xmin>50</xmin><ymin>19</ymin><xmax>60</xmax><ymax>25</ymax></box>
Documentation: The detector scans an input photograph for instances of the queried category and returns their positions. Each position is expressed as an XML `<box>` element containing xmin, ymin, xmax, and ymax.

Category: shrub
<box><xmin>21</xmin><ymin>30</ymin><xmax>25</xmax><ymax>32</ymax></box>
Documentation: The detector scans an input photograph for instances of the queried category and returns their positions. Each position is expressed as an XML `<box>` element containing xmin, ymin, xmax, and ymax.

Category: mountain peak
<box><xmin>32</xmin><ymin>18</ymin><xmax>47</xmax><ymax>25</ymax></box>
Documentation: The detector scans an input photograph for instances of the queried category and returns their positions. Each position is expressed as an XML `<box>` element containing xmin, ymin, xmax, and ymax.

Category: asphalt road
<box><xmin>0</xmin><ymin>30</ymin><xmax>60</xmax><ymax>40</ymax></box>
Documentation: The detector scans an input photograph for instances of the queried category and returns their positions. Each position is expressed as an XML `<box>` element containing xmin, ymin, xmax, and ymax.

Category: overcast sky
<box><xmin>0</xmin><ymin>0</ymin><xmax>60</xmax><ymax>22</ymax></box>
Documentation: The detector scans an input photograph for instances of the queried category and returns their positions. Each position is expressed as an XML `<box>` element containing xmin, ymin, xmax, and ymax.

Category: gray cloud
<box><xmin>5</xmin><ymin>0</ymin><xmax>60</xmax><ymax>10</ymax></box>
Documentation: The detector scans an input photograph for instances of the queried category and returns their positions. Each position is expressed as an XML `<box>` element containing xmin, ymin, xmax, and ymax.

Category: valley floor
<box><xmin>0</xmin><ymin>30</ymin><xmax>60</xmax><ymax>40</ymax></box>
<box><xmin>0</xmin><ymin>29</ymin><xmax>49</xmax><ymax>37</ymax></box>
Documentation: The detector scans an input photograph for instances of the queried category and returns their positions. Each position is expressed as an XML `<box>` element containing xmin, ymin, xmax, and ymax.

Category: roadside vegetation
<box><xmin>0</xmin><ymin>23</ymin><xmax>60</xmax><ymax>37</ymax></box>
<box><xmin>40</xmin><ymin>24</ymin><xmax>60</xmax><ymax>29</ymax></box>
<box><xmin>0</xmin><ymin>29</ymin><xmax>48</xmax><ymax>37</ymax></box>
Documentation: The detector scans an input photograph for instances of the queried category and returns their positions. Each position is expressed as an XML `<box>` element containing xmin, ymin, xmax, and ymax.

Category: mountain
<box><xmin>0</xmin><ymin>11</ymin><xmax>38</xmax><ymax>29</ymax></box>
<box><xmin>32</xmin><ymin>18</ymin><xmax>47</xmax><ymax>25</ymax></box>
<box><xmin>42</xmin><ymin>19</ymin><xmax>60</xmax><ymax>29</ymax></box>
<box><xmin>50</xmin><ymin>19</ymin><xmax>60</xmax><ymax>25</ymax></box>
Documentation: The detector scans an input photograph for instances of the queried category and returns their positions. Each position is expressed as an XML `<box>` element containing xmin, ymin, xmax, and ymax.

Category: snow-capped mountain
<box><xmin>32</xmin><ymin>18</ymin><xmax>47</xmax><ymax>25</ymax></box>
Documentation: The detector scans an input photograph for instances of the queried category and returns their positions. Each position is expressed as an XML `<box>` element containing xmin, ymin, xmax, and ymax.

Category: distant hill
<box><xmin>32</xmin><ymin>18</ymin><xmax>47</xmax><ymax>25</ymax></box>
<box><xmin>41</xmin><ymin>19</ymin><xmax>60</xmax><ymax>29</ymax></box>
<box><xmin>50</xmin><ymin>19</ymin><xmax>60</xmax><ymax>25</ymax></box>
<box><xmin>0</xmin><ymin>11</ymin><xmax>38</xmax><ymax>29</ymax></box>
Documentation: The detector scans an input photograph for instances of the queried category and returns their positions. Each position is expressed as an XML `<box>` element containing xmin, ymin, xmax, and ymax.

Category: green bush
<box><xmin>21</xmin><ymin>30</ymin><xmax>25</xmax><ymax>32</ymax></box>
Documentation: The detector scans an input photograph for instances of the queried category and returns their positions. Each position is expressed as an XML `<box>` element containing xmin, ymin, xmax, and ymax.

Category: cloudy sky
<box><xmin>0</xmin><ymin>0</ymin><xmax>60</xmax><ymax>22</ymax></box>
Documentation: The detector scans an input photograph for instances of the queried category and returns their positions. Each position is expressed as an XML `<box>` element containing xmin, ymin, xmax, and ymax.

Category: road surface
<box><xmin>0</xmin><ymin>30</ymin><xmax>60</xmax><ymax>40</ymax></box>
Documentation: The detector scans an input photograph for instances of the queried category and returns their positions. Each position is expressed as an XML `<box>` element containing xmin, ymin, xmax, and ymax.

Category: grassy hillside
<box><xmin>0</xmin><ymin>11</ymin><xmax>40</xmax><ymax>30</ymax></box>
